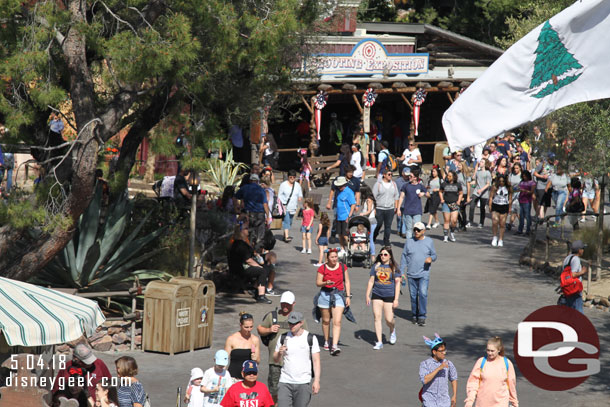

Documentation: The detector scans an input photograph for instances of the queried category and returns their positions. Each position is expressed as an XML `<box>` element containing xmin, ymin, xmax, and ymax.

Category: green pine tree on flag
<box><xmin>529</xmin><ymin>21</ymin><xmax>583</xmax><ymax>98</ymax></box>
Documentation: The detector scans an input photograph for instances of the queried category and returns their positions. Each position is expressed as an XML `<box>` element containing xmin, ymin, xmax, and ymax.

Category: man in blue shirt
<box><xmin>236</xmin><ymin>173</ymin><xmax>270</xmax><ymax>248</ymax></box>
<box><xmin>334</xmin><ymin>176</ymin><xmax>356</xmax><ymax>253</ymax></box>
<box><xmin>419</xmin><ymin>334</ymin><xmax>457</xmax><ymax>407</ymax></box>
<box><xmin>397</xmin><ymin>168</ymin><xmax>429</xmax><ymax>239</ymax></box>
<box><xmin>400</xmin><ymin>222</ymin><xmax>437</xmax><ymax>327</ymax></box>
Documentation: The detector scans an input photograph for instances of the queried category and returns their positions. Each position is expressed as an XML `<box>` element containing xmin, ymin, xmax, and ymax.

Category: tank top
<box><xmin>493</xmin><ymin>186</ymin><xmax>510</xmax><ymax>205</ymax></box>
<box><xmin>321</xmin><ymin>224</ymin><xmax>329</xmax><ymax>236</ymax></box>
<box><xmin>228</xmin><ymin>348</ymin><xmax>252</xmax><ymax>379</ymax></box>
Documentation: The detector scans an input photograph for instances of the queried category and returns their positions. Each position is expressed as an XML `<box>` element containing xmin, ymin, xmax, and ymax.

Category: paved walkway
<box><xmin>99</xmin><ymin>182</ymin><xmax>609</xmax><ymax>406</ymax></box>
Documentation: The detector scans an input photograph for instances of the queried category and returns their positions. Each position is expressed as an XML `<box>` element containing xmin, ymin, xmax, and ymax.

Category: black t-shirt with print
<box><xmin>440</xmin><ymin>181</ymin><xmax>462</xmax><ymax>204</ymax></box>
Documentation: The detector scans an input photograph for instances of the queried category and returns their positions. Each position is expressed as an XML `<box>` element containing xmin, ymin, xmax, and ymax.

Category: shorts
<box><xmin>336</xmin><ymin>220</ymin><xmax>348</xmax><ymax>237</ymax></box>
<box><xmin>268</xmin><ymin>364</ymin><xmax>282</xmax><ymax>396</ymax></box>
<box><xmin>371</xmin><ymin>293</ymin><xmax>394</xmax><ymax>303</ymax></box>
<box><xmin>301</xmin><ymin>225</ymin><xmax>311</xmax><ymax>233</ymax></box>
<box><xmin>491</xmin><ymin>203</ymin><xmax>509</xmax><ymax>214</ymax></box>
<box><xmin>282</xmin><ymin>212</ymin><xmax>295</xmax><ymax>230</ymax></box>
<box><xmin>317</xmin><ymin>290</ymin><xmax>345</xmax><ymax>309</ymax></box>
<box><xmin>318</xmin><ymin>237</ymin><xmax>329</xmax><ymax>246</ymax></box>
<box><xmin>583</xmin><ymin>191</ymin><xmax>595</xmax><ymax>200</ymax></box>
<box><xmin>441</xmin><ymin>202</ymin><xmax>459</xmax><ymax>213</ymax></box>
<box><xmin>535</xmin><ymin>189</ymin><xmax>552</xmax><ymax>206</ymax></box>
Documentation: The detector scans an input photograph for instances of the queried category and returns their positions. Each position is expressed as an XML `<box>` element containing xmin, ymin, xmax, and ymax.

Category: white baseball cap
<box><xmin>280</xmin><ymin>291</ymin><xmax>295</xmax><ymax>304</ymax></box>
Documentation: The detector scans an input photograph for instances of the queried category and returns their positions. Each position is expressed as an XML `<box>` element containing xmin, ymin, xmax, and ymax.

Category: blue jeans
<box><xmin>518</xmin><ymin>201</ymin><xmax>532</xmax><ymax>233</ymax></box>
<box><xmin>4</xmin><ymin>168</ymin><xmax>12</xmax><ymax>192</ymax></box>
<box><xmin>552</xmin><ymin>190</ymin><xmax>567</xmax><ymax>223</ymax></box>
<box><xmin>282</xmin><ymin>212</ymin><xmax>295</xmax><ymax>231</ymax></box>
<box><xmin>369</xmin><ymin>223</ymin><xmax>376</xmax><ymax>256</ymax></box>
<box><xmin>565</xmin><ymin>293</ymin><xmax>583</xmax><ymax>314</ymax></box>
<box><xmin>396</xmin><ymin>213</ymin><xmax>403</xmax><ymax>235</ymax></box>
<box><xmin>407</xmin><ymin>276</ymin><xmax>429</xmax><ymax>319</ymax></box>
<box><xmin>403</xmin><ymin>214</ymin><xmax>422</xmax><ymax>239</ymax></box>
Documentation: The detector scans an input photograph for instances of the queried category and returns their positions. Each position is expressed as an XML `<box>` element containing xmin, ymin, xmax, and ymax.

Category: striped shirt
<box><xmin>419</xmin><ymin>357</ymin><xmax>457</xmax><ymax>407</ymax></box>
<box><xmin>118</xmin><ymin>381</ymin><xmax>147</xmax><ymax>407</ymax></box>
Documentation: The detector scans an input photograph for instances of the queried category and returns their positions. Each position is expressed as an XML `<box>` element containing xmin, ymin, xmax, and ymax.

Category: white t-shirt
<box><xmin>275</xmin><ymin>330</ymin><xmax>320</xmax><ymax>384</ymax></box>
<box><xmin>350</xmin><ymin>151</ymin><xmax>363</xmax><ymax>178</ymax></box>
<box><xmin>401</xmin><ymin>148</ymin><xmax>421</xmax><ymax>167</ymax></box>
<box><xmin>200</xmin><ymin>367</ymin><xmax>233</xmax><ymax>407</ymax></box>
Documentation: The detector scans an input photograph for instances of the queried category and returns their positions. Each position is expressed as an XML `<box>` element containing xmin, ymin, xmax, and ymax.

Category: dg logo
<box><xmin>513</xmin><ymin>305</ymin><xmax>600</xmax><ymax>390</ymax></box>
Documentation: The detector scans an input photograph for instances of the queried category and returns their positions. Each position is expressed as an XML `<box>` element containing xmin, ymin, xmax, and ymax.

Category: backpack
<box><xmin>280</xmin><ymin>332</ymin><xmax>316</xmax><ymax>377</ymax></box>
<box><xmin>566</xmin><ymin>191</ymin><xmax>584</xmax><ymax>214</ymax></box>
<box><xmin>261</xmin><ymin>310</ymin><xmax>278</xmax><ymax>346</ymax></box>
<box><xmin>560</xmin><ymin>255</ymin><xmax>583</xmax><ymax>297</ymax></box>
<box><xmin>262</xmin><ymin>229</ymin><xmax>276</xmax><ymax>251</ymax></box>
<box><xmin>387</xmin><ymin>154</ymin><xmax>398</xmax><ymax>171</ymax></box>
<box><xmin>480</xmin><ymin>356</ymin><xmax>510</xmax><ymax>388</ymax></box>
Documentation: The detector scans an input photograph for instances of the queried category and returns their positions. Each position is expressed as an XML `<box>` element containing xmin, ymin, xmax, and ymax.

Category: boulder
<box><xmin>88</xmin><ymin>331</ymin><xmax>106</xmax><ymax>343</ymax></box>
<box><xmin>599</xmin><ymin>297</ymin><xmax>610</xmax><ymax>307</ymax></box>
<box><xmin>56</xmin><ymin>344</ymin><xmax>70</xmax><ymax>353</ymax></box>
<box><xmin>134</xmin><ymin>335</ymin><xmax>142</xmax><ymax>346</ymax></box>
<box><xmin>107</xmin><ymin>327</ymin><xmax>123</xmax><ymax>335</ymax></box>
<box><xmin>91</xmin><ymin>336</ymin><xmax>113</xmax><ymax>352</ymax></box>
<box><xmin>115</xmin><ymin>344</ymin><xmax>131</xmax><ymax>352</ymax></box>
<box><xmin>112</xmin><ymin>333</ymin><xmax>129</xmax><ymax>345</ymax></box>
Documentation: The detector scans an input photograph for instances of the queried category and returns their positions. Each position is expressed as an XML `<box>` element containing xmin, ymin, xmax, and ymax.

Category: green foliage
<box><xmin>203</xmin><ymin>150</ymin><xmax>248</xmax><ymax>191</ymax></box>
<box><xmin>574</xmin><ymin>226</ymin><xmax>610</xmax><ymax>260</ymax></box>
<box><xmin>32</xmin><ymin>186</ymin><xmax>170</xmax><ymax>291</ymax></box>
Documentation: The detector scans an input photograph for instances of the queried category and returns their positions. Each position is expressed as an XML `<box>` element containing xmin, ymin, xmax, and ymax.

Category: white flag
<box><xmin>442</xmin><ymin>0</ymin><xmax>610</xmax><ymax>151</ymax></box>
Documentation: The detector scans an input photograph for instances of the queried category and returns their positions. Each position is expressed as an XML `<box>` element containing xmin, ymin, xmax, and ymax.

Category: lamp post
<box><xmin>187</xmin><ymin>171</ymin><xmax>199</xmax><ymax>278</ymax></box>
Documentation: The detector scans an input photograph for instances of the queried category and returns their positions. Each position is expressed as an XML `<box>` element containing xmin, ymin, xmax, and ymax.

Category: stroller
<box><xmin>345</xmin><ymin>216</ymin><xmax>372</xmax><ymax>268</ymax></box>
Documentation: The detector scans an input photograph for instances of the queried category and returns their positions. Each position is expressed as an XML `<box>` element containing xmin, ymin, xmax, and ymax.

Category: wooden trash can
<box><xmin>170</xmin><ymin>277</ymin><xmax>215</xmax><ymax>351</ymax></box>
<box><xmin>143</xmin><ymin>281</ymin><xmax>193</xmax><ymax>355</ymax></box>
<box><xmin>433</xmin><ymin>142</ymin><xmax>449</xmax><ymax>167</ymax></box>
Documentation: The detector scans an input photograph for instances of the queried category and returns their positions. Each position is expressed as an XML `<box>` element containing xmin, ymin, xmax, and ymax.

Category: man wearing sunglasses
<box><xmin>399</xmin><ymin>222</ymin><xmax>437</xmax><ymax>327</ymax></box>
<box><xmin>221</xmin><ymin>360</ymin><xmax>274</xmax><ymax>407</ymax></box>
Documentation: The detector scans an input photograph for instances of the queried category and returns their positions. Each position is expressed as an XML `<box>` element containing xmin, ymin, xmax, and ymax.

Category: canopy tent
<box><xmin>0</xmin><ymin>277</ymin><xmax>105</xmax><ymax>346</ymax></box>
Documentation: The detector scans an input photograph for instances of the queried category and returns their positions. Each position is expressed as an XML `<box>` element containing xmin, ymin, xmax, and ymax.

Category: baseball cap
<box><xmin>242</xmin><ymin>360</ymin><xmax>258</xmax><ymax>374</ymax></box>
<box><xmin>571</xmin><ymin>240</ymin><xmax>586</xmax><ymax>252</ymax></box>
<box><xmin>73</xmin><ymin>343</ymin><xmax>97</xmax><ymax>365</ymax></box>
<box><xmin>249</xmin><ymin>173</ymin><xmax>260</xmax><ymax>182</ymax></box>
<box><xmin>215</xmin><ymin>349</ymin><xmax>229</xmax><ymax>366</ymax></box>
<box><xmin>402</xmin><ymin>167</ymin><xmax>411</xmax><ymax>175</ymax></box>
<box><xmin>334</xmin><ymin>176</ymin><xmax>348</xmax><ymax>187</ymax></box>
<box><xmin>413</xmin><ymin>222</ymin><xmax>426</xmax><ymax>230</ymax></box>
<box><xmin>287</xmin><ymin>311</ymin><xmax>304</xmax><ymax>324</ymax></box>
<box><xmin>280</xmin><ymin>291</ymin><xmax>295</xmax><ymax>304</ymax></box>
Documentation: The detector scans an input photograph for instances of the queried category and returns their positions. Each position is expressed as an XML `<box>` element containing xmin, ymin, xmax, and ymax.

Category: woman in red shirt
<box><xmin>315</xmin><ymin>249</ymin><xmax>351</xmax><ymax>356</ymax></box>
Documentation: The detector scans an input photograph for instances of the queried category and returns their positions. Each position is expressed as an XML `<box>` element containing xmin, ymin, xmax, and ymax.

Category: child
<box><xmin>299</xmin><ymin>149</ymin><xmax>313</xmax><ymax>191</ymax></box>
<box><xmin>301</xmin><ymin>198</ymin><xmax>315</xmax><ymax>254</ymax></box>
<box><xmin>185</xmin><ymin>367</ymin><xmax>205</xmax><ymax>407</ymax></box>
<box><xmin>191</xmin><ymin>350</ymin><xmax>233</xmax><ymax>407</ymax></box>
<box><xmin>95</xmin><ymin>382</ymin><xmax>119</xmax><ymax>407</ymax></box>
<box><xmin>419</xmin><ymin>334</ymin><xmax>458</xmax><ymax>407</ymax></box>
<box><xmin>315</xmin><ymin>212</ymin><xmax>331</xmax><ymax>266</ymax></box>
<box><xmin>351</xmin><ymin>223</ymin><xmax>367</xmax><ymax>251</ymax></box>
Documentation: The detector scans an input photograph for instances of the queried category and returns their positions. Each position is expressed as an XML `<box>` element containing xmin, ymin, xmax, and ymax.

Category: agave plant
<box><xmin>204</xmin><ymin>150</ymin><xmax>248</xmax><ymax>191</ymax></box>
<box><xmin>33</xmin><ymin>186</ymin><xmax>170</xmax><ymax>292</ymax></box>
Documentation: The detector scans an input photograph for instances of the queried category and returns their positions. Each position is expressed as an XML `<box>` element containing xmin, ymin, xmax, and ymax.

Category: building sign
<box><xmin>176</xmin><ymin>307</ymin><xmax>190</xmax><ymax>327</ymax></box>
<box><xmin>308</xmin><ymin>39</ymin><xmax>428</xmax><ymax>76</ymax></box>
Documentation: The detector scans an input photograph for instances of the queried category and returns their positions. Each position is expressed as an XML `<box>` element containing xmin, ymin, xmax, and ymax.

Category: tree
<box><xmin>0</xmin><ymin>0</ymin><xmax>319</xmax><ymax>280</ymax></box>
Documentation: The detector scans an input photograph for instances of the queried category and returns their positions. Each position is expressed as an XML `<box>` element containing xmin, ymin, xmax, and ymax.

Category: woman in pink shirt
<box><xmin>465</xmin><ymin>336</ymin><xmax>518</xmax><ymax>407</ymax></box>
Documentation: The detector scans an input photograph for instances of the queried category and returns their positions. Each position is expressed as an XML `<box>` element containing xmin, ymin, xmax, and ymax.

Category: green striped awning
<box><xmin>0</xmin><ymin>277</ymin><xmax>105</xmax><ymax>346</ymax></box>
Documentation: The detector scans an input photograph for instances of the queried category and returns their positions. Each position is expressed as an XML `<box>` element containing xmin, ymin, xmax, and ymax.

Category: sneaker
<box><xmin>449</xmin><ymin>232</ymin><xmax>456</xmax><ymax>242</ymax></box>
<box><xmin>390</xmin><ymin>330</ymin><xmax>397</xmax><ymax>345</ymax></box>
<box><xmin>330</xmin><ymin>346</ymin><xmax>341</xmax><ymax>356</ymax></box>
<box><xmin>417</xmin><ymin>318</ymin><xmax>426</xmax><ymax>327</ymax></box>
<box><xmin>301</xmin><ymin>248</ymin><xmax>307</xmax><ymax>253</ymax></box>
<box><xmin>265</xmin><ymin>289</ymin><xmax>280</xmax><ymax>297</ymax></box>
<box><xmin>580</xmin><ymin>218</ymin><xmax>586</xmax><ymax>223</ymax></box>
<box><xmin>323</xmin><ymin>341</ymin><xmax>329</xmax><ymax>351</ymax></box>
<box><xmin>465</xmin><ymin>222</ymin><xmax>472</xmax><ymax>228</ymax></box>
<box><xmin>506</xmin><ymin>223</ymin><xmax>513</xmax><ymax>231</ymax></box>
<box><xmin>477</xmin><ymin>223</ymin><xmax>483</xmax><ymax>229</ymax></box>
<box><xmin>443</xmin><ymin>236</ymin><xmax>449</xmax><ymax>243</ymax></box>
<box><xmin>432</xmin><ymin>222</ymin><xmax>439</xmax><ymax>228</ymax></box>
<box><xmin>426</xmin><ymin>224</ymin><xmax>431</xmax><ymax>230</ymax></box>
<box><xmin>411</xmin><ymin>316</ymin><xmax>418</xmax><ymax>324</ymax></box>
<box><xmin>307</xmin><ymin>249</ymin><xmax>312</xmax><ymax>254</ymax></box>
<box><xmin>591</xmin><ymin>215</ymin><xmax>597</xmax><ymax>220</ymax></box>
<box><xmin>255</xmin><ymin>295</ymin><xmax>272</xmax><ymax>304</ymax></box>
<box><xmin>373</xmin><ymin>342</ymin><xmax>383</xmax><ymax>350</ymax></box>
<box><xmin>491</xmin><ymin>236</ymin><xmax>498</xmax><ymax>247</ymax></box>
<box><xmin>498</xmin><ymin>240</ymin><xmax>504</xmax><ymax>247</ymax></box>
<box><xmin>314</xmin><ymin>262</ymin><xmax>324</xmax><ymax>267</ymax></box>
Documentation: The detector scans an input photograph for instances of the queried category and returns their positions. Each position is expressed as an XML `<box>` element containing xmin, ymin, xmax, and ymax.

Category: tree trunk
<box><xmin>595</xmin><ymin>174</ymin><xmax>605</xmax><ymax>281</ymax></box>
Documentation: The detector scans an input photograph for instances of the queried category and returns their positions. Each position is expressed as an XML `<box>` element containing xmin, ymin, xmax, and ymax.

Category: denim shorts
<box><xmin>583</xmin><ymin>191</ymin><xmax>595</xmax><ymax>200</ymax></box>
<box><xmin>282</xmin><ymin>212</ymin><xmax>295</xmax><ymax>230</ymax></box>
<box><xmin>318</xmin><ymin>237</ymin><xmax>328</xmax><ymax>246</ymax></box>
<box><xmin>300</xmin><ymin>225</ymin><xmax>311</xmax><ymax>233</ymax></box>
<box><xmin>441</xmin><ymin>202</ymin><xmax>458</xmax><ymax>213</ymax></box>
<box><xmin>317</xmin><ymin>290</ymin><xmax>345</xmax><ymax>309</ymax></box>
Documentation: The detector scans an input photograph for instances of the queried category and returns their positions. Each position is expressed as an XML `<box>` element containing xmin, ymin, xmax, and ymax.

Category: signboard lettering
<box><xmin>176</xmin><ymin>307</ymin><xmax>190</xmax><ymax>327</ymax></box>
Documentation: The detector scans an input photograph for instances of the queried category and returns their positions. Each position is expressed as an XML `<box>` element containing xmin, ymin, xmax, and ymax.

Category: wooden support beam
<box><xmin>300</xmin><ymin>95</ymin><xmax>313</xmax><ymax>115</ymax></box>
<box><xmin>278</xmin><ymin>87</ymin><xmax>460</xmax><ymax>96</ymax></box>
<box><xmin>446</xmin><ymin>92</ymin><xmax>454</xmax><ymax>104</ymax></box>
<box><xmin>400</xmin><ymin>93</ymin><xmax>413</xmax><ymax>110</ymax></box>
<box><xmin>352</xmin><ymin>94</ymin><xmax>364</xmax><ymax>115</ymax></box>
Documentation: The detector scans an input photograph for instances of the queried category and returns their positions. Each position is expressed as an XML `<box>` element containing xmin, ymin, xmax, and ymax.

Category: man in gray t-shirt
<box><xmin>468</xmin><ymin>166</ymin><xmax>492</xmax><ymax>227</ymax></box>
<box><xmin>561</xmin><ymin>240</ymin><xmax>588</xmax><ymax>314</ymax></box>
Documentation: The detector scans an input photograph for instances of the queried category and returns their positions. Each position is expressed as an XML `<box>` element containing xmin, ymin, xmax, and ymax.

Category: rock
<box><xmin>112</xmin><ymin>333</ymin><xmax>129</xmax><ymax>345</ymax></box>
<box><xmin>586</xmin><ymin>294</ymin><xmax>595</xmax><ymax>301</ymax></box>
<box><xmin>91</xmin><ymin>336</ymin><xmax>113</xmax><ymax>351</ymax></box>
<box><xmin>134</xmin><ymin>335</ymin><xmax>142</xmax><ymax>346</ymax></box>
<box><xmin>133</xmin><ymin>328</ymin><xmax>142</xmax><ymax>335</ymax></box>
<box><xmin>108</xmin><ymin>327</ymin><xmax>124</xmax><ymax>335</ymax></box>
<box><xmin>114</xmin><ymin>344</ymin><xmax>131</xmax><ymax>352</ymax></box>
<box><xmin>599</xmin><ymin>298</ymin><xmax>610</xmax><ymax>307</ymax></box>
<box><xmin>103</xmin><ymin>320</ymin><xmax>130</xmax><ymax>328</ymax></box>
<box><xmin>596</xmin><ymin>305</ymin><xmax>605</xmax><ymax>310</ymax></box>
<box><xmin>56</xmin><ymin>344</ymin><xmax>70</xmax><ymax>353</ymax></box>
<box><xmin>88</xmin><ymin>331</ymin><xmax>107</xmax><ymax>343</ymax></box>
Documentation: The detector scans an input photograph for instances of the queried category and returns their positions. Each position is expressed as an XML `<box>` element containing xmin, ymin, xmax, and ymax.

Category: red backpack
<box><xmin>560</xmin><ymin>255</ymin><xmax>583</xmax><ymax>297</ymax></box>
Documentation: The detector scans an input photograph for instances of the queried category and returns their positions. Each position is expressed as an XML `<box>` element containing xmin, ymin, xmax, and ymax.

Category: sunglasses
<box><xmin>413</xmin><ymin>228</ymin><xmax>423</xmax><ymax>232</ymax></box>
<box><xmin>244</xmin><ymin>371</ymin><xmax>258</xmax><ymax>375</ymax></box>
<box><xmin>380</xmin><ymin>252</ymin><xmax>390</xmax><ymax>257</ymax></box>
<box><xmin>240</xmin><ymin>313</ymin><xmax>253</xmax><ymax>322</ymax></box>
